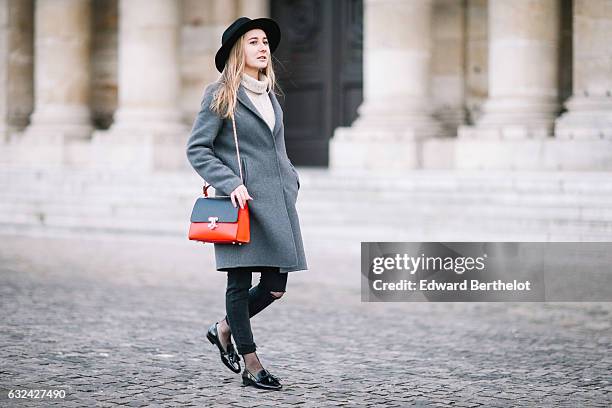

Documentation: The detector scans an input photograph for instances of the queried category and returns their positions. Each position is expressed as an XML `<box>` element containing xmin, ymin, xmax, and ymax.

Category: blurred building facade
<box><xmin>0</xmin><ymin>0</ymin><xmax>610</xmax><ymax>172</ymax></box>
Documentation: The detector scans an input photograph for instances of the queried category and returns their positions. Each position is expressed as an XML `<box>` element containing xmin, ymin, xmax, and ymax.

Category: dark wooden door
<box><xmin>271</xmin><ymin>0</ymin><xmax>363</xmax><ymax>167</ymax></box>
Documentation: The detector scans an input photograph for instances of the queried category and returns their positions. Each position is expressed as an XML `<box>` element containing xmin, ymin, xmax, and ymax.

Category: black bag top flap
<box><xmin>190</xmin><ymin>197</ymin><xmax>239</xmax><ymax>223</ymax></box>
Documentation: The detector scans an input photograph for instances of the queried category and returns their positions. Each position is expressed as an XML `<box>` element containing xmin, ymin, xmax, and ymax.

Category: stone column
<box><xmin>0</xmin><ymin>0</ymin><xmax>34</xmax><ymax>142</ymax></box>
<box><xmin>104</xmin><ymin>0</ymin><xmax>185</xmax><ymax>137</ymax></box>
<box><xmin>181</xmin><ymin>0</ymin><xmax>242</xmax><ymax>120</ymax></box>
<box><xmin>431</xmin><ymin>0</ymin><xmax>466</xmax><ymax>135</ymax></box>
<box><xmin>459</xmin><ymin>0</ymin><xmax>561</xmax><ymax>139</ymax></box>
<box><xmin>331</xmin><ymin>0</ymin><xmax>442</xmax><ymax>170</ymax></box>
<box><xmin>92</xmin><ymin>0</ymin><xmax>187</xmax><ymax>170</ymax></box>
<box><xmin>464</xmin><ymin>0</ymin><xmax>488</xmax><ymax>125</ymax></box>
<box><xmin>555</xmin><ymin>0</ymin><xmax>612</xmax><ymax>139</ymax></box>
<box><xmin>24</xmin><ymin>0</ymin><xmax>92</xmax><ymax>141</ymax></box>
<box><xmin>238</xmin><ymin>0</ymin><xmax>269</xmax><ymax>17</ymax></box>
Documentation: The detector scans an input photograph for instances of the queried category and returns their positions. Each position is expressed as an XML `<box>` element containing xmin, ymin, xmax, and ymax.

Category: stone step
<box><xmin>2</xmin><ymin>196</ymin><xmax>612</xmax><ymax>224</ymax></box>
<box><xmin>2</xmin><ymin>200</ymin><xmax>611</xmax><ymax>231</ymax></box>
<box><xmin>3</xmin><ymin>191</ymin><xmax>612</xmax><ymax>212</ymax></box>
<box><xmin>2</xmin><ymin>167</ymin><xmax>612</xmax><ymax>241</ymax></box>
<box><xmin>3</xmin><ymin>179</ymin><xmax>612</xmax><ymax>202</ymax></box>
<box><xmin>299</xmin><ymin>222</ymin><xmax>612</xmax><ymax>242</ymax></box>
<box><xmin>3</xmin><ymin>168</ymin><xmax>612</xmax><ymax>194</ymax></box>
<box><xmin>1</xmin><ymin>214</ymin><xmax>610</xmax><ymax>244</ymax></box>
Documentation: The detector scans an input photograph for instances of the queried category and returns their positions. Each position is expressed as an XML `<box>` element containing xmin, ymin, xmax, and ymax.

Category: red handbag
<box><xmin>188</xmin><ymin>114</ymin><xmax>250</xmax><ymax>245</ymax></box>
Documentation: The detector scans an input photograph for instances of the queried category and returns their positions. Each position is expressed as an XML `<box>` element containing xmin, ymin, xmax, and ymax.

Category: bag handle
<box><xmin>203</xmin><ymin>112</ymin><xmax>243</xmax><ymax>198</ymax></box>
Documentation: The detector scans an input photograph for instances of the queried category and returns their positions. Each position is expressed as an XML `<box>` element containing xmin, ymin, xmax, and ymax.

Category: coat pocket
<box><xmin>240</xmin><ymin>158</ymin><xmax>248</xmax><ymax>186</ymax></box>
<box><xmin>291</xmin><ymin>164</ymin><xmax>300</xmax><ymax>190</ymax></box>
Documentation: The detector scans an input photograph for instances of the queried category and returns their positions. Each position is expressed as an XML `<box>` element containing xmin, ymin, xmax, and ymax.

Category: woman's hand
<box><xmin>230</xmin><ymin>184</ymin><xmax>253</xmax><ymax>209</ymax></box>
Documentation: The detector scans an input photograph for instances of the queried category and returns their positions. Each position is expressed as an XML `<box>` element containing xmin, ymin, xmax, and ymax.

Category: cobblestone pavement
<box><xmin>0</xmin><ymin>233</ymin><xmax>610</xmax><ymax>407</ymax></box>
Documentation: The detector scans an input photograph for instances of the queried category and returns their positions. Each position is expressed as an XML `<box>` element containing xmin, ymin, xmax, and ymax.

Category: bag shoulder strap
<box><xmin>231</xmin><ymin>113</ymin><xmax>243</xmax><ymax>183</ymax></box>
<box><xmin>202</xmin><ymin>112</ymin><xmax>243</xmax><ymax>198</ymax></box>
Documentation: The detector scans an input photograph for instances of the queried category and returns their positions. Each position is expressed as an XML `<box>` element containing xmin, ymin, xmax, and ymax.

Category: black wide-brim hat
<box><xmin>215</xmin><ymin>17</ymin><xmax>281</xmax><ymax>73</ymax></box>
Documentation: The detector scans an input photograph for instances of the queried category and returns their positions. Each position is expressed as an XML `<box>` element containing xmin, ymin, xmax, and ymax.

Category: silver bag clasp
<box><xmin>208</xmin><ymin>216</ymin><xmax>219</xmax><ymax>229</ymax></box>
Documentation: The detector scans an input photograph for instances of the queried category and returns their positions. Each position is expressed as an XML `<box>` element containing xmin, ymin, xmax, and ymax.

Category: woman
<box><xmin>186</xmin><ymin>17</ymin><xmax>308</xmax><ymax>391</ymax></box>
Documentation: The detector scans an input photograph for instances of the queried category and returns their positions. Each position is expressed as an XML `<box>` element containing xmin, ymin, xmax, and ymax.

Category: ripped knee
<box><xmin>270</xmin><ymin>291</ymin><xmax>285</xmax><ymax>299</ymax></box>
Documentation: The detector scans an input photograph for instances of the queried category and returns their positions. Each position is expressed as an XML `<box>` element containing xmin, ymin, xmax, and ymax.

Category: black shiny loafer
<box><xmin>242</xmin><ymin>367</ymin><xmax>282</xmax><ymax>390</ymax></box>
<box><xmin>206</xmin><ymin>322</ymin><xmax>241</xmax><ymax>373</ymax></box>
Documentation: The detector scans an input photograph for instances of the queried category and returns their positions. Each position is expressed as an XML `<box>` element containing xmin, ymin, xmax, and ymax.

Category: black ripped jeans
<box><xmin>223</xmin><ymin>266</ymin><xmax>288</xmax><ymax>355</ymax></box>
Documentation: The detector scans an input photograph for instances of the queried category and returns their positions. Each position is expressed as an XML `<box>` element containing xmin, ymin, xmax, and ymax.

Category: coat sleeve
<box><xmin>186</xmin><ymin>84</ymin><xmax>244</xmax><ymax>196</ymax></box>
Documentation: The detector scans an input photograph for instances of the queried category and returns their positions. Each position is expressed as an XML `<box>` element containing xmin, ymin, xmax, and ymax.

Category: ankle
<box><xmin>243</xmin><ymin>352</ymin><xmax>264</xmax><ymax>372</ymax></box>
<box><xmin>218</xmin><ymin>318</ymin><xmax>230</xmax><ymax>335</ymax></box>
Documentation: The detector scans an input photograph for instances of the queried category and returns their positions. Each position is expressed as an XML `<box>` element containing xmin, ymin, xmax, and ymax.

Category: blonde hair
<box><xmin>210</xmin><ymin>34</ymin><xmax>282</xmax><ymax>119</ymax></box>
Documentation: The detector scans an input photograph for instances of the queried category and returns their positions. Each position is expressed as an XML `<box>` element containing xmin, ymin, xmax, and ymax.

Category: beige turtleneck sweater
<box><xmin>241</xmin><ymin>72</ymin><xmax>275</xmax><ymax>133</ymax></box>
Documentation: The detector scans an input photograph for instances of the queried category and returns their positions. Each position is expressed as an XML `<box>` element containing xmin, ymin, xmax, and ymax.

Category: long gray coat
<box><xmin>186</xmin><ymin>80</ymin><xmax>308</xmax><ymax>273</ymax></box>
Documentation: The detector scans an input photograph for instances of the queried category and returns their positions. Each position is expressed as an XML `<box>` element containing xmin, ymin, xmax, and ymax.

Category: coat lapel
<box><xmin>237</xmin><ymin>84</ymin><xmax>281</xmax><ymax>136</ymax></box>
<box><xmin>269</xmin><ymin>90</ymin><xmax>282</xmax><ymax>136</ymax></box>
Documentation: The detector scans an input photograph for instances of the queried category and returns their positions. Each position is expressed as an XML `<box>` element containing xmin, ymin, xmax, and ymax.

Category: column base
<box><xmin>458</xmin><ymin>124</ymin><xmax>553</xmax><ymax>140</ymax></box>
<box><xmin>109</xmin><ymin>107</ymin><xmax>187</xmax><ymax>135</ymax></box>
<box><xmin>0</xmin><ymin>124</ymin><xmax>8</xmax><ymax>143</ymax></box>
<box><xmin>461</xmin><ymin>97</ymin><xmax>558</xmax><ymax>139</ymax></box>
<box><xmin>4</xmin><ymin>131</ymin><xmax>65</xmax><ymax>167</ymax></box>
<box><xmin>24</xmin><ymin>105</ymin><xmax>94</xmax><ymax>141</ymax></box>
<box><xmin>555</xmin><ymin>97</ymin><xmax>612</xmax><ymax>140</ymax></box>
<box><xmin>91</xmin><ymin>125</ymin><xmax>190</xmax><ymax>171</ymax></box>
<box><xmin>96</xmin><ymin>107</ymin><xmax>189</xmax><ymax>170</ymax></box>
<box><xmin>455</xmin><ymin>138</ymin><xmax>612</xmax><ymax>171</ymax></box>
<box><xmin>21</xmin><ymin>124</ymin><xmax>94</xmax><ymax>143</ymax></box>
<box><xmin>433</xmin><ymin>106</ymin><xmax>467</xmax><ymax>137</ymax></box>
<box><xmin>330</xmin><ymin>124</ymin><xmax>447</xmax><ymax>171</ymax></box>
<box><xmin>556</xmin><ymin>126</ymin><xmax>612</xmax><ymax>140</ymax></box>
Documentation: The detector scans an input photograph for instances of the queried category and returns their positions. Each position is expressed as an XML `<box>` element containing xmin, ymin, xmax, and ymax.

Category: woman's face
<box><xmin>243</xmin><ymin>28</ymin><xmax>270</xmax><ymax>72</ymax></box>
